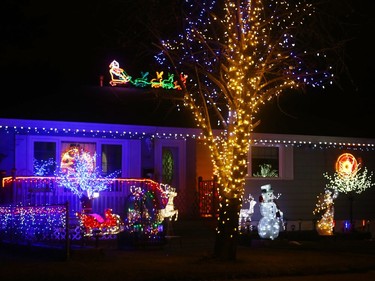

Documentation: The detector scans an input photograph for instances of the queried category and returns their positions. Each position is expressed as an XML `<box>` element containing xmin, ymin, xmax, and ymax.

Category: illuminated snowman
<box><xmin>257</xmin><ymin>184</ymin><xmax>284</xmax><ymax>240</ymax></box>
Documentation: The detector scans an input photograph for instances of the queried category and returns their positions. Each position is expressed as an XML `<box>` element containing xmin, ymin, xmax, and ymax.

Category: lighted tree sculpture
<box><xmin>33</xmin><ymin>158</ymin><xmax>56</xmax><ymax>176</ymax></box>
<box><xmin>323</xmin><ymin>153</ymin><xmax>375</xmax><ymax>229</ymax></box>
<box><xmin>33</xmin><ymin>158</ymin><xmax>56</xmax><ymax>190</ymax></box>
<box><xmin>55</xmin><ymin>146</ymin><xmax>119</xmax><ymax>213</ymax></box>
<box><xmin>155</xmin><ymin>0</ymin><xmax>337</xmax><ymax>260</ymax></box>
<box><xmin>313</xmin><ymin>189</ymin><xmax>338</xmax><ymax>236</ymax></box>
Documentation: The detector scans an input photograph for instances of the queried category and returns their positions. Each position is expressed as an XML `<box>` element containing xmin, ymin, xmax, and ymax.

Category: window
<box><xmin>25</xmin><ymin>137</ymin><xmax>128</xmax><ymax>178</ymax></box>
<box><xmin>61</xmin><ymin>142</ymin><xmax>96</xmax><ymax>159</ymax></box>
<box><xmin>251</xmin><ymin>146</ymin><xmax>279</xmax><ymax>178</ymax></box>
<box><xmin>248</xmin><ymin>145</ymin><xmax>293</xmax><ymax>180</ymax></box>
<box><xmin>154</xmin><ymin>139</ymin><xmax>184</xmax><ymax>192</ymax></box>
<box><xmin>101</xmin><ymin>144</ymin><xmax>122</xmax><ymax>177</ymax></box>
<box><xmin>33</xmin><ymin>142</ymin><xmax>56</xmax><ymax>176</ymax></box>
<box><xmin>60</xmin><ymin>142</ymin><xmax>96</xmax><ymax>173</ymax></box>
<box><xmin>162</xmin><ymin>148</ymin><xmax>174</xmax><ymax>185</ymax></box>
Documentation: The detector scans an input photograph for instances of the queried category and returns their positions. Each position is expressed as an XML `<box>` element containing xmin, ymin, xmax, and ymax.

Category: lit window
<box><xmin>251</xmin><ymin>146</ymin><xmax>279</xmax><ymax>178</ymax></box>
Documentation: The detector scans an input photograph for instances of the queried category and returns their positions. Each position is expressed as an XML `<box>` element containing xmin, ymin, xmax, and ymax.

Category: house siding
<box><xmin>246</xmin><ymin>145</ymin><xmax>375</xmax><ymax>224</ymax></box>
<box><xmin>1</xmin><ymin>118</ymin><xmax>375</xmax><ymax>226</ymax></box>
<box><xmin>0</xmin><ymin>131</ymin><xmax>15</xmax><ymax>176</ymax></box>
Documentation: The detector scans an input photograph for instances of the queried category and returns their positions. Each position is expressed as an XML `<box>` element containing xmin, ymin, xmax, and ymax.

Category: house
<box><xmin>0</xmin><ymin>83</ymin><xmax>375</xmax><ymax>232</ymax></box>
<box><xmin>1</xmin><ymin>116</ymin><xmax>375</xmax><ymax>234</ymax></box>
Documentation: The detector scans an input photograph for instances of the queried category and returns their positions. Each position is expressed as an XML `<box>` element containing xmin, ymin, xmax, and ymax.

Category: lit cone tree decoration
<box><xmin>313</xmin><ymin>189</ymin><xmax>338</xmax><ymax>236</ymax></box>
<box><xmin>55</xmin><ymin>146</ymin><xmax>119</xmax><ymax>213</ymax></box>
<box><xmin>155</xmin><ymin>0</ymin><xmax>337</xmax><ymax>260</ymax></box>
<box><xmin>323</xmin><ymin>153</ymin><xmax>375</xmax><ymax>230</ymax></box>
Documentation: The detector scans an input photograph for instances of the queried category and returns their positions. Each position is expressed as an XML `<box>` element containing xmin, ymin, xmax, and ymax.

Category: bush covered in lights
<box><xmin>120</xmin><ymin>186</ymin><xmax>165</xmax><ymax>247</ymax></box>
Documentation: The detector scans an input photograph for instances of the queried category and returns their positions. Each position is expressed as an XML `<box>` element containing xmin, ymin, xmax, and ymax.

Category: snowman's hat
<box><xmin>261</xmin><ymin>184</ymin><xmax>272</xmax><ymax>193</ymax></box>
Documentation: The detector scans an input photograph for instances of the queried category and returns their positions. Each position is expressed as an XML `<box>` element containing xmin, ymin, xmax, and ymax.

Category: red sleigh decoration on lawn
<box><xmin>76</xmin><ymin>208</ymin><xmax>125</xmax><ymax>237</ymax></box>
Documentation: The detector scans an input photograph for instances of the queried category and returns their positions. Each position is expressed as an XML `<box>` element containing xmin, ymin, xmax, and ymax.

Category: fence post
<box><xmin>65</xmin><ymin>201</ymin><xmax>70</xmax><ymax>260</ymax></box>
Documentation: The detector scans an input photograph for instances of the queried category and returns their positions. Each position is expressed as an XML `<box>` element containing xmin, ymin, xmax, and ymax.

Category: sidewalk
<box><xmin>1</xmin><ymin>219</ymin><xmax>375</xmax><ymax>281</ymax></box>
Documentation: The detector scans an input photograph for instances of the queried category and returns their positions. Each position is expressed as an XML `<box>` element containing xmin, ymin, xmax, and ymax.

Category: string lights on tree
<box><xmin>55</xmin><ymin>146</ymin><xmax>119</xmax><ymax>213</ymax></box>
<box><xmin>323</xmin><ymin>153</ymin><xmax>375</xmax><ymax>231</ymax></box>
<box><xmin>324</xmin><ymin>166</ymin><xmax>374</xmax><ymax>194</ymax></box>
<box><xmin>323</xmin><ymin>153</ymin><xmax>375</xmax><ymax>195</ymax></box>
<box><xmin>33</xmin><ymin>158</ymin><xmax>56</xmax><ymax>176</ymax></box>
<box><xmin>155</xmin><ymin>0</ymin><xmax>335</xmax><ymax>260</ymax></box>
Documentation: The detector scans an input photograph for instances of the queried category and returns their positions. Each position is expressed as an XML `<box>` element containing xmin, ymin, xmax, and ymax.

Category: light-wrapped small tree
<box><xmin>323</xmin><ymin>153</ymin><xmax>375</xmax><ymax>230</ymax></box>
<box><xmin>55</xmin><ymin>146</ymin><xmax>119</xmax><ymax>213</ymax></box>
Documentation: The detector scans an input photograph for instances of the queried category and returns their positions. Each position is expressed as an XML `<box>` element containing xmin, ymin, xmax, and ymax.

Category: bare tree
<box><xmin>154</xmin><ymin>0</ymin><xmax>344</xmax><ymax>260</ymax></box>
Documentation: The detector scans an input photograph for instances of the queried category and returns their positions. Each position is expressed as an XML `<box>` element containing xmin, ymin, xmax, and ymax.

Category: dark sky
<box><xmin>1</xmin><ymin>0</ymin><xmax>374</xmax><ymax>138</ymax></box>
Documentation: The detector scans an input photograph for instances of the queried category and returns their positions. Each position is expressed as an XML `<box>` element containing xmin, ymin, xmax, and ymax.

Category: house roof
<box><xmin>1</xmin><ymin>117</ymin><xmax>374</xmax><ymax>152</ymax></box>
<box><xmin>2</xmin><ymin>84</ymin><xmax>195</xmax><ymax>128</ymax></box>
<box><xmin>1</xmin><ymin>83</ymin><xmax>374</xmax><ymax>139</ymax></box>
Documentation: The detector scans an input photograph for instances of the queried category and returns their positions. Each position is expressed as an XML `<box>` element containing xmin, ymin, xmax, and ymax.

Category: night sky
<box><xmin>1</xmin><ymin>0</ymin><xmax>374</xmax><ymax>138</ymax></box>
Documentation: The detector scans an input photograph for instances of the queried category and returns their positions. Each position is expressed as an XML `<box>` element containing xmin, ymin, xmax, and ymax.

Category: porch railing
<box><xmin>1</xmin><ymin>176</ymin><xmax>164</xmax><ymax>219</ymax></box>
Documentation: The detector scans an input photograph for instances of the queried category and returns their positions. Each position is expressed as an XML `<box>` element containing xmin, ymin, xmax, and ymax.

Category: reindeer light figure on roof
<box><xmin>158</xmin><ymin>184</ymin><xmax>178</xmax><ymax>222</ymax></box>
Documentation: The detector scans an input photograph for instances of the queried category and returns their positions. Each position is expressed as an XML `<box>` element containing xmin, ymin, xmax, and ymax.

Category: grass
<box><xmin>1</xmin><ymin>220</ymin><xmax>374</xmax><ymax>281</ymax></box>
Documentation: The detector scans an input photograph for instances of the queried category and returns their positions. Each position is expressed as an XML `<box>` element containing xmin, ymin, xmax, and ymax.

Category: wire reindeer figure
<box><xmin>158</xmin><ymin>185</ymin><xmax>178</xmax><ymax>222</ymax></box>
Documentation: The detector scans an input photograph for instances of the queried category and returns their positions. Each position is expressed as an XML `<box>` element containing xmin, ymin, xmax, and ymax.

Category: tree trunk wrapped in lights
<box><xmin>155</xmin><ymin>0</ymin><xmax>341</xmax><ymax>260</ymax></box>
